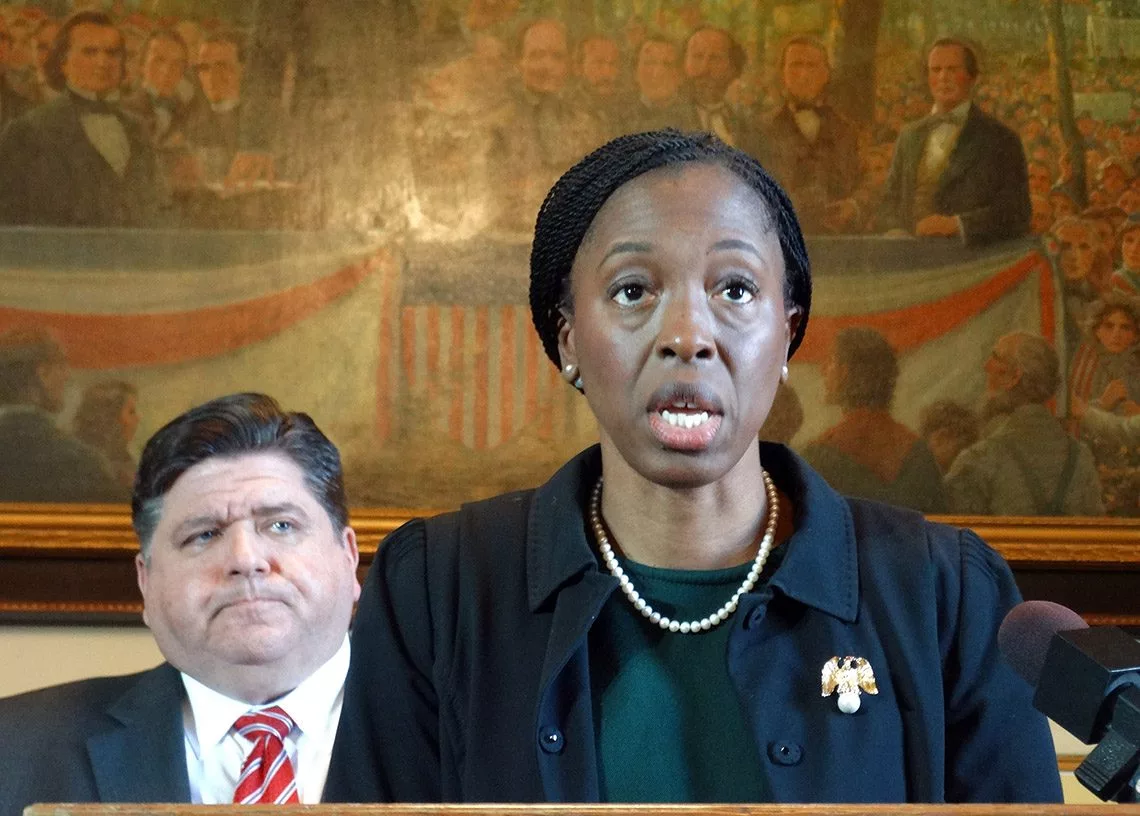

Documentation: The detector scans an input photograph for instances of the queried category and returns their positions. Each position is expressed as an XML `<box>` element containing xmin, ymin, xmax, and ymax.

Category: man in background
<box><xmin>682</xmin><ymin>26</ymin><xmax>752</xmax><ymax>151</ymax></box>
<box><xmin>0</xmin><ymin>326</ymin><xmax>124</xmax><ymax>502</ymax></box>
<box><xmin>880</xmin><ymin>37</ymin><xmax>1029</xmax><ymax>246</ymax></box>
<box><xmin>802</xmin><ymin>326</ymin><xmax>947</xmax><ymax>512</ymax></box>
<box><xmin>947</xmin><ymin>332</ymin><xmax>1104</xmax><ymax>515</ymax></box>
<box><xmin>0</xmin><ymin>10</ymin><xmax>163</xmax><ymax>227</ymax></box>
<box><xmin>573</xmin><ymin>32</ymin><xmax>623</xmax><ymax>137</ymax></box>
<box><xmin>0</xmin><ymin>393</ymin><xmax>361</xmax><ymax>808</ymax></box>
<box><xmin>182</xmin><ymin>30</ymin><xmax>273</xmax><ymax>186</ymax></box>
<box><xmin>759</xmin><ymin>35</ymin><xmax>860</xmax><ymax>233</ymax></box>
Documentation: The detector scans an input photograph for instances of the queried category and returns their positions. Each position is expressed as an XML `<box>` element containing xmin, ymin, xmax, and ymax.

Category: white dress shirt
<box><xmin>68</xmin><ymin>84</ymin><xmax>130</xmax><ymax>176</ymax></box>
<box><xmin>180</xmin><ymin>636</ymin><xmax>350</xmax><ymax>804</ymax></box>
<box><xmin>920</xmin><ymin>100</ymin><xmax>970</xmax><ymax>181</ymax></box>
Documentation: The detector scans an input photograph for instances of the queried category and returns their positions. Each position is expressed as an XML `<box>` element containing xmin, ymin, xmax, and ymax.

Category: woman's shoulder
<box><xmin>842</xmin><ymin>496</ymin><xmax>1007</xmax><ymax>580</ymax></box>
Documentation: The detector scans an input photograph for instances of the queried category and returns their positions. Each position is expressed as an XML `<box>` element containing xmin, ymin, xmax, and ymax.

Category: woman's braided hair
<box><xmin>529</xmin><ymin>129</ymin><xmax>812</xmax><ymax>368</ymax></box>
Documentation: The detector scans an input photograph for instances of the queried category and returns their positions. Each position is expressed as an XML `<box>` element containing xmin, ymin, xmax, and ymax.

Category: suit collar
<box><xmin>759</xmin><ymin>442</ymin><xmax>860</xmax><ymax>622</ymax></box>
<box><xmin>526</xmin><ymin>446</ymin><xmax>602</xmax><ymax>612</ymax></box>
<box><xmin>937</xmin><ymin>104</ymin><xmax>986</xmax><ymax>192</ymax></box>
<box><xmin>88</xmin><ymin>662</ymin><xmax>192</xmax><ymax>802</ymax></box>
<box><xmin>525</xmin><ymin>443</ymin><xmax>859</xmax><ymax>622</ymax></box>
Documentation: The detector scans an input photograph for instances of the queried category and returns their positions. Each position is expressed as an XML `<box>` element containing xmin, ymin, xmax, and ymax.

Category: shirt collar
<box><xmin>930</xmin><ymin>99</ymin><xmax>971</xmax><ymax>123</ymax></box>
<box><xmin>67</xmin><ymin>83</ymin><xmax>120</xmax><ymax>104</ymax></box>
<box><xmin>181</xmin><ymin>635</ymin><xmax>350</xmax><ymax>754</ymax></box>
<box><xmin>210</xmin><ymin>97</ymin><xmax>240</xmax><ymax>113</ymax></box>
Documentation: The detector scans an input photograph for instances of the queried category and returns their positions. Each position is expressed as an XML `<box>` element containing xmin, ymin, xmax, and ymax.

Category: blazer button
<box><xmin>767</xmin><ymin>740</ymin><xmax>803</xmax><ymax>766</ymax></box>
<box><xmin>538</xmin><ymin>726</ymin><xmax>564</xmax><ymax>754</ymax></box>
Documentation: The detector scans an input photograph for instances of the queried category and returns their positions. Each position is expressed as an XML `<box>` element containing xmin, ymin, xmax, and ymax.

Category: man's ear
<box><xmin>135</xmin><ymin>552</ymin><xmax>151</xmax><ymax>628</ymax></box>
<box><xmin>557</xmin><ymin>309</ymin><xmax>578</xmax><ymax>384</ymax></box>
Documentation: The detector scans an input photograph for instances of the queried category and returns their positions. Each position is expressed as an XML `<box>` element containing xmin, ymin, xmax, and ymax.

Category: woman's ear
<box><xmin>784</xmin><ymin>306</ymin><xmax>804</xmax><ymax>363</ymax></box>
<box><xmin>557</xmin><ymin>309</ymin><xmax>578</xmax><ymax>384</ymax></box>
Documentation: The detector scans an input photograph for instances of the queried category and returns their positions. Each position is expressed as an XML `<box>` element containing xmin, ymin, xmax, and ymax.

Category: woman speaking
<box><xmin>326</xmin><ymin>131</ymin><xmax>1061</xmax><ymax>803</ymax></box>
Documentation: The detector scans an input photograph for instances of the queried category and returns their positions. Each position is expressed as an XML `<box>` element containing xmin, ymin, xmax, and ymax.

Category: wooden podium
<box><xmin>21</xmin><ymin>805</ymin><xmax>1140</xmax><ymax>815</ymax></box>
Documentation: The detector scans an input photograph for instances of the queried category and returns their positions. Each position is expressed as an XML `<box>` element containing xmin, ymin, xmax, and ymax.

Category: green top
<box><xmin>589</xmin><ymin>550</ymin><xmax>785</xmax><ymax>802</ymax></box>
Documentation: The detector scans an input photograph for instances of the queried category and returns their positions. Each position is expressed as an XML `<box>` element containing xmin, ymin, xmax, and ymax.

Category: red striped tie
<box><xmin>231</xmin><ymin>706</ymin><xmax>300</xmax><ymax>804</ymax></box>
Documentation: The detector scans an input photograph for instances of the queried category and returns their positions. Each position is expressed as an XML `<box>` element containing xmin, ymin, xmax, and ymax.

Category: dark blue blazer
<box><xmin>326</xmin><ymin>443</ymin><xmax>1062</xmax><ymax>803</ymax></box>
<box><xmin>0</xmin><ymin>663</ymin><xmax>191</xmax><ymax>816</ymax></box>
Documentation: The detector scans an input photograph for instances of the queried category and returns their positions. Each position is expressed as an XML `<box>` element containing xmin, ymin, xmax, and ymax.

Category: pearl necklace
<box><xmin>588</xmin><ymin>470</ymin><xmax>779</xmax><ymax>634</ymax></box>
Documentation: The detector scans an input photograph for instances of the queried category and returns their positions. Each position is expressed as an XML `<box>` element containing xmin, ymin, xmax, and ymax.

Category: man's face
<box><xmin>1027</xmin><ymin>162</ymin><xmax>1052</xmax><ymax>196</ymax></box>
<box><xmin>136</xmin><ymin>452</ymin><xmax>360</xmax><ymax>703</ymax></box>
<box><xmin>1030</xmin><ymin>195</ymin><xmax>1053</xmax><ymax>234</ymax></box>
<box><xmin>62</xmin><ymin>23</ymin><xmax>123</xmax><ymax>96</ymax></box>
<box><xmin>519</xmin><ymin>20</ymin><xmax>568</xmax><ymax>96</ymax></box>
<box><xmin>636</xmin><ymin>40</ymin><xmax>680</xmax><ymax>104</ymax></box>
<box><xmin>34</xmin><ymin>22</ymin><xmax>59</xmax><ymax>70</ymax></box>
<box><xmin>36</xmin><ymin>359</ymin><xmax>68</xmax><ymax>413</ymax></box>
<box><xmin>984</xmin><ymin>335</ymin><xmax>1021</xmax><ymax>396</ymax></box>
<box><xmin>143</xmin><ymin>37</ymin><xmax>187</xmax><ymax>98</ymax></box>
<box><xmin>684</xmin><ymin>28</ymin><xmax>737</xmax><ymax>106</ymax></box>
<box><xmin>927</xmin><ymin>43</ymin><xmax>974</xmax><ymax>112</ymax></box>
<box><xmin>782</xmin><ymin>42</ymin><xmax>829</xmax><ymax>105</ymax></box>
<box><xmin>579</xmin><ymin>37</ymin><xmax>620</xmax><ymax>97</ymax></box>
<box><xmin>196</xmin><ymin>40</ymin><xmax>241</xmax><ymax>104</ymax></box>
<box><xmin>1055</xmin><ymin>221</ymin><xmax>1097</xmax><ymax>281</ymax></box>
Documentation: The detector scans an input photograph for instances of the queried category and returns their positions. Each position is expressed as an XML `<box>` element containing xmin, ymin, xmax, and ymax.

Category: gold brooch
<box><xmin>821</xmin><ymin>656</ymin><xmax>879</xmax><ymax>713</ymax></box>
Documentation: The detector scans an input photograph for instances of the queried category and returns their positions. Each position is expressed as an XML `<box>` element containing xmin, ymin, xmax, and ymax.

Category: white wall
<box><xmin>0</xmin><ymin>625</ymin><xmax>162</xmax><ymax>698</ymax></box>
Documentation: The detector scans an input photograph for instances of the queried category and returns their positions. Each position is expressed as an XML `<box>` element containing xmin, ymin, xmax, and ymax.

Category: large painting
<box><xmin>2</xmin><ymin>0</ymin><xmax>1140</xmax><ymax>521</ymax></box>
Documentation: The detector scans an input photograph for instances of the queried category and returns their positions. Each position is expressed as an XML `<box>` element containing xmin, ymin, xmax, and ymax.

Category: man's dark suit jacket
<box><xmin>0</xmin><ymin>92</ymin><xmax>163</xmax><ymax>227</ymax></box>
<box><xmin>879</xmin><ymin>104</ymin><xmax>1030</xmax><ymax>246</ymax></box>
<box><xmin>0</xmin><ymin>664</ymin><xmax>191</xmax><ymax>815</ymax></box>
<box><xmin>759</xmin><ymin>101</ymin><xmax>860</xmax><ymax>233</ymax></box>
<box><xmin>0</xmin><ymin>407</ymin><xmax>126</xmax><ymax>503</ymax></box>
<box><xmin>0</xmin><ymin>76</ymin><xmax>34</xmax><ymax>130</ymax></box>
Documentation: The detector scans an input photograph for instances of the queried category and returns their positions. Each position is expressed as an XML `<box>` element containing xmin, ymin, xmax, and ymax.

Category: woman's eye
<box><xmin>719</xmin><ymin>280</ymin><xmax>757</xmax><ymax>303</ymax></box>
<box><xmin>612</xmin><ymin>283</ymin><xmax>647</xmax><ymax>306</ymax></box>
<box><xmin>269</xmin><ymin>520</ymin><xmax>294</xmax><ymax>534</ymax></box>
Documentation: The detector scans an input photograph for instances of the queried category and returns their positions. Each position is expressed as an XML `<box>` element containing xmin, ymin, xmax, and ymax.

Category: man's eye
<box><xmin>612</xmin><ymin>283</ymin><xmax>646</xmax><ymax>307</ymax></box>
<box><xmin>269</xmin><ymin>520</ymin><xmax>294</xmax><ymax>534</ymax></box>
<box><xmin>184</xmin><ymin>530</ymin><xmax>217</xmax><ymax>547</ymax></box>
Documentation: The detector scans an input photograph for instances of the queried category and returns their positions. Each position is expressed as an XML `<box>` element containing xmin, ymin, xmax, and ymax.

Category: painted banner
<box><xmin>0</xmin><ymin>231</ymin><xmax>1057</xmax><ymax>509</ymax></box>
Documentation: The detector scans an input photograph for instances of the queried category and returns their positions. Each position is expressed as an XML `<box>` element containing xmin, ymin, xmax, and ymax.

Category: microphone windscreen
<box><xmin>999</xmin><ymin>600</ymin><xmax>1089</xmax><ymax>688</ymax></box>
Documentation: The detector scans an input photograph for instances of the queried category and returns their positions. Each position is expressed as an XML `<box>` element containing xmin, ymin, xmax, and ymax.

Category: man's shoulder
<box><xmin>0</xmin><ymin>666</ymin><xmax>169</xmax><ymax>730</ymax></box>
<box><xmin>965</xmin><ymin>104</ymin><xmax>1020</xmax><ymax>141</ymax></box>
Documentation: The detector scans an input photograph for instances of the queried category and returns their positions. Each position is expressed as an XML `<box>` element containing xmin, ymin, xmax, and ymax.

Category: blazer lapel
<box><xmin>936</xmin><ymin>107</ymin><xmax>984</xmax><ymax>193</ymax></box>
<box><xmin>87</xmin><ymin>663</ymin><xmax>193</xmax><ymax>802</ymax></box>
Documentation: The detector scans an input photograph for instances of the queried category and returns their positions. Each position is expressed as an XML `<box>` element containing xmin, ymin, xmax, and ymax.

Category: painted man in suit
<box><xmin>682</xmin><ymin>26</ymin><xmax>753</xmax><ymax>154</ymax></box>
<box><xmin>0</xmin><ymin>11</ymin><xmax>164</xmax><ymax>227</ymax></box>
<box><xmin>0</xmin><ymin>393</ymin><xmax>361</xmax><ymax>809</ymax></box>
<box><xmin>121</xmin><ymin>29</ymin><xmax>194</xmax><ymax>150</ymax></box>
<box><xmin>0</xmin><ymin>18</ymin><xmax>35</xmax><ymax>129</ymax></box>
<box><xmin>0</xmin><ymin>326</ymin><xmax>124</xmax><ymax>503</ymax></box>
<box><xmin>759</xmin><ymin>36</ymin><xmax>860</xmax><ymax>233</ymax></box>
<box><xmin>488</xmin><ymin>18</ymin><xmax>603</xmax><ymax>228</ymax></box>
<box><xmin>879</xmin><ymin>37</ymin><xmax>1030</xmax><ymax>246</ymax></box>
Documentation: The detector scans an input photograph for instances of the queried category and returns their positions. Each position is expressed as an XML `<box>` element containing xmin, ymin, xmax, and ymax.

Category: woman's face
<box><xmin>558</xmin><ymin>162</ymin><xmax>799</xmax><ymax>488</ymax></box>
<box><xmin>1096</xmin><ymin>308</ymin><xmax>1138</xmax><ymax>354</ymax></box>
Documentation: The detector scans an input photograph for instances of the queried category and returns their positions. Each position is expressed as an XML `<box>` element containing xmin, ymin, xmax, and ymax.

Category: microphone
<box><xmin>998</xmin><ymin>600</ymin><xmax>1140</xmax><ymax>802</ymax></box>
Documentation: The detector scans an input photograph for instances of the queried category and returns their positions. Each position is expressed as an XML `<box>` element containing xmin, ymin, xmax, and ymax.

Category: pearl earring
<box><xmin>781</xmin><ymin>364</ymin><xmax>789</xmax><ymax>382</ymax></box>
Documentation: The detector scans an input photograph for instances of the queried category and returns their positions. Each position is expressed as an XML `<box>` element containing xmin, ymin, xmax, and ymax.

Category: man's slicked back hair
<box><xmin>529</xmin><ymin>129</ymin><xmax>812</xmax><ymax>367</ymax></box>
<box><xmin>132</xmin><ymin>393</ymin><xmax>348</xmax><ymax>555</ymax></box>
